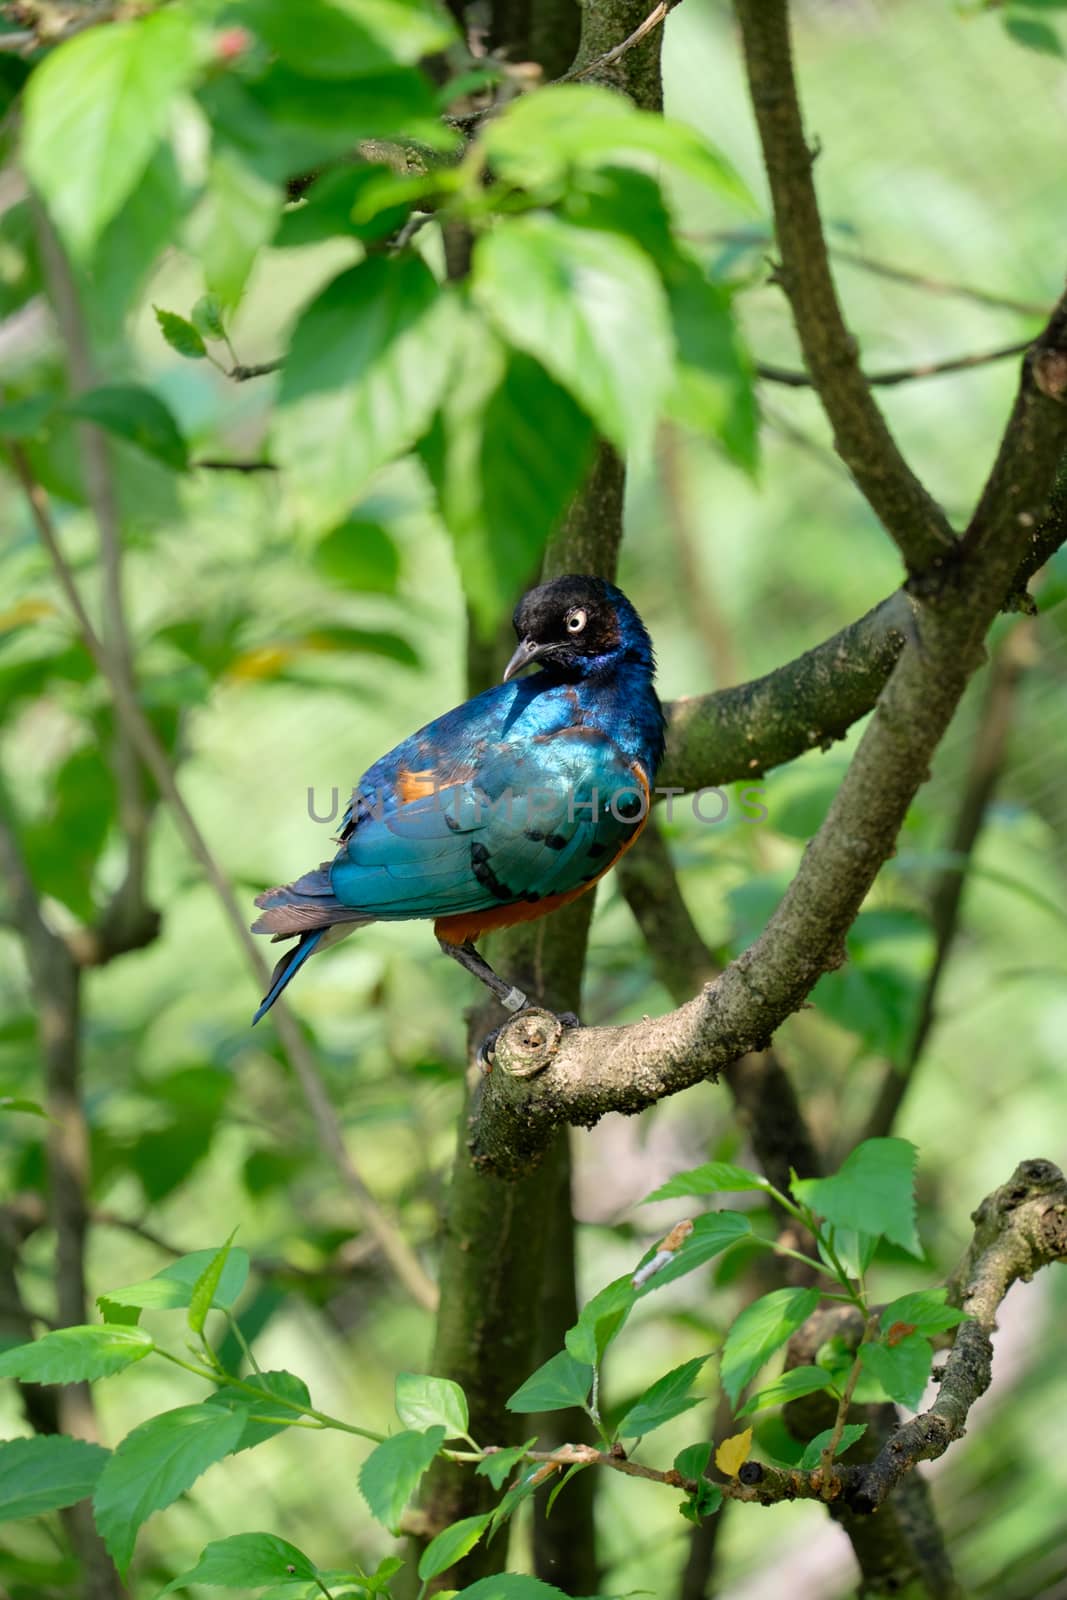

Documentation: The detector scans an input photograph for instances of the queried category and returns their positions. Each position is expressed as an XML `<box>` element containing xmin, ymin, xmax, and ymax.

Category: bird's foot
<box><xmin>477</xmin><ymin>1007</ymin><xmax>580</xmax><ymax>1072</ymax></box>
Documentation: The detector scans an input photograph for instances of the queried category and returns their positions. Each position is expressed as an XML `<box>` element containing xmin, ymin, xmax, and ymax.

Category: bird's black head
<box><xmin>503</xmin><ymin>576</ymin><xmax>654</xmax><ymax>684</ymax></box>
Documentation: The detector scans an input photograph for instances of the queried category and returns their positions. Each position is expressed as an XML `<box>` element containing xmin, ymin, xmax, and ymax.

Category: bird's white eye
<box><xmin>566</xmin><ymin>608</ymin><xmax>587</xmax><ymax>634</ymax></box>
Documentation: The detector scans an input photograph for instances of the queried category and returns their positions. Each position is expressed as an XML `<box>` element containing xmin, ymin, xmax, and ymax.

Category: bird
<box><xmin>251</xmin><ymin>574</ymin><xmax>666</xmax><ymax>1031</ymax></box>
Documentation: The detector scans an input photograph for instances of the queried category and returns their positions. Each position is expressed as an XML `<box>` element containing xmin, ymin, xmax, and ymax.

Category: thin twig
<box><xmin>229</xmin><ymin>359</ymin><xmax>283</xmax><ymax>382</ymax></box>
<box><xmin>193</xmin><ymin>458</ymin><xmax>279</xmax><ymax>473</ymax></box>
<box><xmin>862</xmin><ymin>617</ymin><xmax>1037</xmax><ymax>1141</ymax></box>
<box><xmin>734</xmin><ymin>0</ymin><xmax>956</xmax><ymax>573</ymax></box>
<box><xmin>831</xmin><ymin>245</ymin><xmax>1050</xmax><ymax>320</ymax></box>
<box><xmin>757</xmin><ymin>340</ymin><xmax>1031</xmax><ymax>390</ymax></box>
<box><xmin>5</xmin><ymin>445</ymin><xmax>438</xmax><ymax>1314</ymax></box>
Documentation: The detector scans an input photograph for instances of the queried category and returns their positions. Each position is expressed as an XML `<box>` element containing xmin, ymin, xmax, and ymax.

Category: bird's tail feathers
<box><xmin>251</xmin><ymin>865</ymin><xmax>372</xmax><ymax>1023</ymax></box>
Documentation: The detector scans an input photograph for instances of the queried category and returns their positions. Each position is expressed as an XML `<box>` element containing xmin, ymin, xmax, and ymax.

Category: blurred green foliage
<box><xmin>1</xmin><ymin>0</ymin><xmax>1066</xmax><ymax>1596</ymax></box>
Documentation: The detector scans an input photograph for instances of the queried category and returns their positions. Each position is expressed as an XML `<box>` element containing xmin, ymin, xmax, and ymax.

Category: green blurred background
<box><xmin>2</xmin><ymin>0</ymin><xmax>1067</xmax><ymax>1594</ymax></box>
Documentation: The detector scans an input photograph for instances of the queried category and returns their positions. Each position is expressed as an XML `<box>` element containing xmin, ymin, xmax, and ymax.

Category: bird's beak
<box><xmin>502</xmin><ymin>637</ymin><xmax>546</xmax><ymax>683</ymax></box>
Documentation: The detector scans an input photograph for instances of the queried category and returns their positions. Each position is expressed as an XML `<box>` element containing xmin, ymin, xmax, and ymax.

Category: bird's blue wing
<box><xmin>330</xmin><ymin>727</ymin><xmax>648</xmax><ymax>921</ymax></box>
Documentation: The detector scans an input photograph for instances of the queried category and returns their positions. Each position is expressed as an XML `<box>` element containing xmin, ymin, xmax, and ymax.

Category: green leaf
<box><xmin>87</xmin><ymin>143</ymin><xmax>188</xmax><ymax>344</ymax></box>
<box><xmin>736</xmin><ymin>1365</ymin><xmax>835</xmax><ymax>1418</ymax></box>
<box><xmin>665</xmin><ymin>264</ymin><xmax>758</xmax><ymax>474</ymax></box>
<box><xmin>0</xmin><ymin>395</ymin><xmax>55</xmax><ymax>438</ymax></box>
<box><xmin>64</xmin><ymin>385</ymin><xmax>189</xmax><ymax>471</ymax></box>
<box><xmin>633</xmin><ymin>1210</ymin><xmax>752</xmax><ymax>1294</ymax></box>
<box><xmin>859</xmin><ymin>1334</ymin><xmax>934</xmax><ymax>1411</ymax></box>
<box><xmin>797</xmin><ymin>1423</ymin><xmax>868</xmax><ymax>1470</ymax></box>
<box><xmin>205</xmin><ymin>1370</ymin><xmax>311</xmax><ymax>1453</ymax></box>
<box><xmin>274</xmin><ymin>256</ymin><xmax>460</xmax><ymax>523</ymax></box>
<box><xmin>475</xmin><ymin>1439</ymin><xmax>537</xmax><ymax>1490</ymax></box>
<box><xmin>644</xmin><ymin>1162</ymin><xmax>770</xmax><ymax>1203</ymax></box>
<box><xmin>0</xmin><ymin>1095</ymin><xmax>49</xmax><ymax>1117</ymax></box>
<box><xmin>719</xmin><ymin>1288</ymin><xmax>820</xmax><ymax>1407</ymax></box>
<box><xmin>102</xmin><ymin>1247</ymin><xmax>250</xmax><ymax>1314</ymax></box>
<box><xmin>395</xmin><ymin>1374</ymin><xmax>469</xmax><ymax>1439</ymax></box>
<box><xmin>482</xmin><ymin>84</ymin><xmax>753</xmax><ymax>209</ymax></box>
<box><xmin>430</xmin><ymin>332</ymin><xmax>595</xmax><ymax>638</ymax></box>
<box><xmin>155</xmin><ymin>306</ymin><xmax>208</xmax><ymax>360</ymax></box>
<box><xmin>616</xmin><ymin>1356</ymin><xmax>709</xmax><ymax>1438</ymax></box>
<box><xmin>159</xmin><ymin>1532</ymin><xmax>318</xmax><ymax>1595</ymax></box>
<box><xmin>506</xmin><ymin>1351</ymin><xmax>592</xmax><ymax>1415</ymax></box>
<box><xmin>0</xmin><ymin>1325</ymin><xmax>153</xmax><ymax>1384</ymax></box>
<box><xmin>564</xmin><ymin>1275</ymin><xmax>634</xmax><ymax>1366</ymax></box>
<box><xmin>313</xmin><ymin>518</ymin><xmax>400</xmax><ymax>593</ymax></box>
<box><xmin>234</xmin><ymin>0</ymin><xmax>454</xmax><ymax>77</ymax></box>
<box><xmin>793</xmin><ymin>1138</ymin><xmax>920</xmax><ymax>1256</ymax></box>
<box><xmin>418</xmin><ymin>1513</ymin><xmax>492</xmax><ymax>1582</ymax></box>
<box><xmin>188</xmin><ymin>1233</ymin><xmax>238</xmax><ymax>1335</ymax></box>
<box><xmin>275</xmin><ymin>163</ymin><xmax>415</xmax><ymax>248</ymax></box>
<box><xmin>454</xmin><ymin>1578</ymin><xmax>569</xmax><ymax>1599</ymax></box>
<box><xmin>22</xmin><ymin>9</ymin><xmax>200</xmax><ymax>257</ymax></box>
<box><xmin>359</xmin><ymin>1427</ymin><xmax>445</xmax><ymax>1532</ymax></box>
<box><xmin>93</xmin><ymin>1403</ymin><xmax>248</xmax><ymax>1573</ymax></box>
<box><xmin>879</xmin><ymin>1290</ymin><xmax>968</xmax><ymax>1338</ymax></box>
<box><xmin>679</xmin><ymin>1480</ymin><xmax>723</xmax><ymax>1525</ymax></box>
<box><xmin>1003</xmin><ymin>14</ymin><xmax>1064</xmax><ymax>52</ymax></box>
<box><xmin>189</xmin><ymin>154</ymin><xmax>279</xmax><ymax>309</ymax></box>
<box><xmin>191</xmin><ymin>293</ymin><xmax>226</xmax><ymax>341</ymax></box>
<box><xmin>473</xmin><ymin>213</ymin><xmax>673</xmax><ymax>457</ymax></box>
<box><xmin>0</xmin><ymin>1435</ymin><xmax>109</xmax><ymax>1522</ymax></box>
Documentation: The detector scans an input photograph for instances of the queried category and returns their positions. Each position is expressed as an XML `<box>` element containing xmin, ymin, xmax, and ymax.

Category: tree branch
<box><xmin>734</xmin><ymin>0</ymin><xmax>957</xmax><ymax>573</ymax></box>
<box><xmin>863</xmin><ymin>616</ymin><xmax>1036</xmax><ymax>1141</ymax></box>
<box><xmin>757</xmin><ymin>340</ymin><xmax>1031</xmax><ymax>390</ymax></box>
<box><xmin>469</xmin><ymin>287</ymin><xmax>1067</xmax><ymax>1178</ymax></box>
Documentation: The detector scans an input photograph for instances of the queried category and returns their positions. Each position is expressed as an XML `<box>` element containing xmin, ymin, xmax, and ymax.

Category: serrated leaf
<box><xmin>643</xmin><ymin>1162</ymin><xmax>769</xmax><ymax>1203</ymax></box>
<box><xmin>189</xmin><ymin>153</ymin><xmax>279</xmax><ymax>309</ymax></box>
<box><xmin>797</xmin><ymin>1423</ymin><xmax>868</xmax><ymax>1470</ymax></box>
<box><xmin>93</xmin><ymin>1403</ymin><xmax>247</xmax><ymax>1573</ymax></box>
<box><xmin>0</xmin><ymin>1435</ymin><xmax>109</xmax><ymax>1522</ymax></box>
<box><xmin>205</xmin><ymin>1371</ymin><xmax>311</xmax><ymax>1454</ymax></box>
<box><xmin>155</xmin><ymin>306</ymin><xmax>207</xmax><ymax>359</ymax></box>
<box><xmin>454</xmin><ymin>1577</ymin><xmax>569</xmax><ymax>1599</ymax></box>
<box><xmin>64</xmin><ymin>384</ymin><xmax>189</xmax><ymax>471</ymax></box>
<box><xmin>793</xmin><ymin>1138</ymin><xmax>920</xmax><ymax>1256</ymax></box>
<box><xmin>234</xmin><ymin>0</ymin><xmax>455</xmax><ymax>76</ymax></box>
<box><xmin>0</xmin><ymin>1325</ymin><xmax>153</xmax><ymax>1384</ymax></box>
<box><xmin>859</xmin><ymin>1334</ymin><xmax>934</xmax><ymax>1411</ymax></box>
<box><xmin>719</xmin><ymin>1287</ymin><xmax>820</xmax><ymax>1407</ymax></box>
<box><xmin>418</xmin><ymin>1513</ymin><xmax>491</xmax><ymax>1582</ymax></box>
<box><xmin>736</xmin><ymin>1365</ymin><xmax>835</xmax><ymax>1418</ymax></box>
<box><xmin>564</xmin><ymin>1275</ymin><xmax>634</xmax><ymax>1366</ymax></box>
<box><xmin>482</xmin><ymin>84</ymin><xmax>753</xmax><ymax>209</ymax></box>
<box><xmin>188</xmin><ymin>1233</ymin><xmax>237</xmax><ymax>1335</ymax></box>
<box><xmin>473</xmin><ymin>213</ymin><xmax>672</xmax><ymax>459</ymax></box>
<box><xmin>633</xmin><ymin>1210</ymin><xmax>752</xmax><ymax>1294</ymax></box>
<box><xmin>616</xmin><ymin>1355</ymin><xmax>708</xmax><ymax>1438</ymax></box>
<box><xmin>22</xmin><ymin>9</ymin><xmax>199</xmax><ymax>257</ymax></box>
<box><xmin>714</xmin><ymin>1427</ymin><xmax>752</xmax><ymax>1477</ymax></box>
<box><xmin>159</xmin><ymin>1532</ymin><xmax>318</xmax><ymax>1594</ymax></box>
<box><xmin>395</xmin><ymin>1374</ymin><xmax>468</xmax><ymax>1439</ymax></box>
<box><xmin>274</xmin><ymin>256</ymin><xmax>460</xmax><ymax>522</ymax></box>
<box><xmin>475</xmin><ymin>1439</ymin><xmax>537</xmax><ymax>1491</ymax></box>
<box><xmin>879</xmin><ymin>1289</ymin><xmax>968</xmax><ymax>1338</ymax></box>
<box><xmin>674</xmin><ymin>1441</ymin><xmax>711</xmax><ymax>1481</ymax></box>
<box><xmin>358</xmin><ymin>1427</ymin><xmax>445</xmax><ymax>1532</ymax></box>
<box><xmin>506</xmin><ymin>1351</ymin><xmax>592</xmax><ymax>1415</ymax></box>
<box><xmin>191</xmin><ymin>293</ymin><xmax>226</xmax><ymax>340</ymax></box>
<box><xmin>102</xmin><ymin>1247</ymin><xmax>250</xmax><ymax>1314</ymax></box>
<box><xmin>665</xmin><ymin>264</ymin><xmax>758</xmax><ymax>473</ymax></box>
<box><xmin>313</xmin><ymin>518</ymin><xmax>399</xmax><ymax>593</ymax></box>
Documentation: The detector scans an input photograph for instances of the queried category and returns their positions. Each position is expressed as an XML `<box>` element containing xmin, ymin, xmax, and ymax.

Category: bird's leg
<box><xmin>437</xmin><ymin>938</ymin><xmax>579</xmax><ymax>1068</ymax></box>
<box><xmin>437</xmin><ymin>937</ymin><xmax>528</xmax><ymax>1013</ymax></box>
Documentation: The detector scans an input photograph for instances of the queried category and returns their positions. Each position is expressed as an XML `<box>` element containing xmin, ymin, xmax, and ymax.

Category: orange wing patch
<box><xmin>395</xmin><ymin>764</ymin><xmax>477</xmax><ymax>804</ymax></box>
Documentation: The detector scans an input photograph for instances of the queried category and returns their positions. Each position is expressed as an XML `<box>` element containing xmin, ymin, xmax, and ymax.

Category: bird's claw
<box><xmin>477</xmin><ymin>1006</ymin><xmax>581</xmax><ymax>1072</ymax></box>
